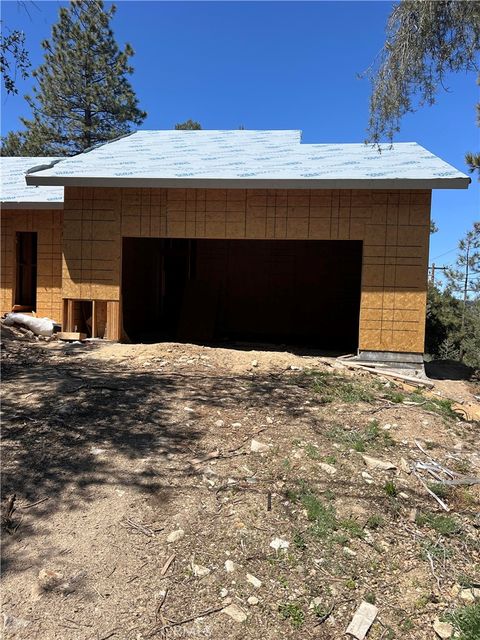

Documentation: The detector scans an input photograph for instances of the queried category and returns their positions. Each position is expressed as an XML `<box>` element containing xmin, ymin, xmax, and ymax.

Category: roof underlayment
<box><xmin>25</xmin><ymin>130</ymin><xmax>470</xmax><ymax>190</ymax></box>
<box><xmin>1</xmin><ymin>157</ymin><xmax>64</xmax><ymax>208</ymax></box>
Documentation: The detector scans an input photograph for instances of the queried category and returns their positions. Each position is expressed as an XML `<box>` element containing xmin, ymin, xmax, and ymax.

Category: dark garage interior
<box><xmin>122</xmin><ymin>238</ymin><xmax>362</xmax><ymax>350</ymax></box>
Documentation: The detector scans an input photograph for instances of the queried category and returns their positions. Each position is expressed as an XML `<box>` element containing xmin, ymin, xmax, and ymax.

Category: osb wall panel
<box><xmin>1</xmin><ymin>209</ymin><xmax>63</xmax><ymax>320</ymax></box>
<box><xmin>63</xmin><ymin>187</ymin><xmax>431</xmax><ymax>353</ymax></box>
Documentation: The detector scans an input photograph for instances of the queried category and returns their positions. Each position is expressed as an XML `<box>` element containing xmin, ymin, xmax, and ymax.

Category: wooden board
<box><xmin>57</xmin><ymin>331</ymin><xmax>87</xmax><ymax>341</ymax></box>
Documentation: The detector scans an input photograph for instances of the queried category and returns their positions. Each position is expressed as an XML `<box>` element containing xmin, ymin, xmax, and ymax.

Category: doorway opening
<box><xmin>15</xmin><ymin>232</ymin><xmax>37</xmax><ymax>311</ymax></box>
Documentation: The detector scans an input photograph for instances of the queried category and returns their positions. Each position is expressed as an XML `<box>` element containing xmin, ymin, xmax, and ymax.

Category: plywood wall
<box><xmin>1</xmin><ymin>209</ymin><xmax>63</xmax><ymax>321</ymax></box>
<box><xmin>62</xmin><ymin>187</ymin><xmax>431</xmax><ymax>353</ymax></box>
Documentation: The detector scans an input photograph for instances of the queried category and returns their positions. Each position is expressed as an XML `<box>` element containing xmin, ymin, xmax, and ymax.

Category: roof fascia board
<box><xmin>25</xmin><ymin>175</ymin><xmax>471</xmax><ymax>190</ymax></box>
<box><xmin>1</xmin><ymin>201</ymin><xmax>64</xmax><ymax>210</ymax></box>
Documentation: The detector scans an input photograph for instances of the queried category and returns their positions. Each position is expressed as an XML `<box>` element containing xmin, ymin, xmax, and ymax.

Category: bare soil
<box><xmin>1</xmin><ymin>327</ymin><xmax>479</xmax><ymax>640</ymax></box>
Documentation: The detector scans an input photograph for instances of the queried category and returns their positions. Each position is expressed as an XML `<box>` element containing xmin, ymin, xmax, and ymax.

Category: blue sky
<box><xmin>2</xmin><ymin>1</ymin><xmax>478</xmax><ymax>270</ymax></box>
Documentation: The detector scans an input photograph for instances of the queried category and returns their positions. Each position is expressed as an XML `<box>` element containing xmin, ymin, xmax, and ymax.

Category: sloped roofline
<box><xmin>26</xmin><ymin>130</ymin><xmax>471</xmax><ymax>190</ymax></box>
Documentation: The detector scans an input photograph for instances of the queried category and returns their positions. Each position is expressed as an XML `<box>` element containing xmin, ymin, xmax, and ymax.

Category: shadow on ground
<box><xmin>425</xmin><ymin>358</ymin><xmax>474</xmax><ymax>380</ymax></box>
<box><xmin>1</xmin><ymin>342</ymin><xmax>311</xmax><ymax>561</ymax></box>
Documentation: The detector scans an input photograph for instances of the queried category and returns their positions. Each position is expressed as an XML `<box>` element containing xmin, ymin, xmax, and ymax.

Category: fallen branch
<box><xmin>413</xmin><ymin>471</ymin><xmax>450</xmax><ymax>511</ymax></box>
<box><xmin>148</xmin><ymin>604</ymin><xmax>224</xmax><ymax>637</ymax></box>
<box><xmin>160</xmin><ymin>553</ymin><xmax>175</xmax><ymax>576</ymax></box>
<box><xmin>426</xmin><ymin>550</ymin><xmax>441</xmax><ymax>590</ymax></box>
<box><xmin>120</xmin><ymin>517</ymin><xmax>156</xmax><ymax>537</ymax></box>
<box><xmin>18</xmin><ymin>497</ymin><xmax>50</xmax><ymax>510</ymax></box>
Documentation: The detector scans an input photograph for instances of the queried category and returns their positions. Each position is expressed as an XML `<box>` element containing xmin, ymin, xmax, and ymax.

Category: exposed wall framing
<box><xmin>1</xmin><ymin>209</ymin><xmax>63</xmax><ymax>320</ymax></box>
<box><xmin>61</xmin><ymin>186</ymin><xmax>431</xmax><ymax>352</ymax></box>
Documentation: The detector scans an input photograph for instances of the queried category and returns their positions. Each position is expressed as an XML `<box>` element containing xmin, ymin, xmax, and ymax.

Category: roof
<box><xmin>1</xmin><ymin>157</ymin><xmax>64</xmax><ymax>208</ymax></box>
<box><xmin>25</xmin><ymin>131</ymin><xmax>470</xmax><ymax>190</ymax></box>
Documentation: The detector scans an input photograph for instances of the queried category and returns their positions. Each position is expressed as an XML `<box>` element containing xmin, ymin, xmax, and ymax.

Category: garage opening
<box><xmin>122</xmin><ymin>238</ymin><xmax>362</xmax><ymax>350</ymax></box>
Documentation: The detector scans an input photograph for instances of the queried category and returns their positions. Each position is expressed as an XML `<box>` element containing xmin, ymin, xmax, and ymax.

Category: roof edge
<box><xmin>25</xmin><ymin>175</ymin><xmax>471</xmax><ymax>190</ymax></box>
<box><xmin>1</xmin><ymin>201</ymin><xmax>64</xmax><ymax>210</ymax></box>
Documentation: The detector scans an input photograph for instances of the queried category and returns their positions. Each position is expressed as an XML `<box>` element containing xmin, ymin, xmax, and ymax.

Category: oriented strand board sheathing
<box><xmin>60</xmin><ymin>186</ymin><xmax>431</xmax><ymax>353</ymax></box>
<box><xmin>1</xmin><ymin>209</ymin><xmax>63</xmax><ymax>321</ymax></box>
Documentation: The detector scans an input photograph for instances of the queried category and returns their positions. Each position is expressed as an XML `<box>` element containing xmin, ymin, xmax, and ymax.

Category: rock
<box><xmin>319</xmin><ymin>462</ymin><xmax>336</xmax><ymax>475</ymax></box>
<box><xmin>266</xmin><ymin>416</ymin><xmax>274</xmax><ymax>424</ymax></box>
<box><xmin>399</xmin><ymin>492</ymin><xmax>409</xmax><ymax>500</ymax></box>
<box><xmin>399</xmin><ymin>457</ymin><xmax>411</xmax><ymax>474</ymax></box>
<box><xmin>270</xmin><ymin>537</ymin><xmax>289</xmax><ymax>551</ymax></box>
<box><xmin>3</xmin><ymin>613</ymin><xmax>31</xmax><ymax>633</ymax></box>
<box><xmin>309</xmin><ymin>596</ymin><xmax>322</xmax><ymax>610</ymax></box>
<box><xmin>343</xmin><ymin>547</ymin><xmax>357</xmax><ymax>557</ymax></box>
<box><xmin>433</xmin><ymin>618</ymin><xmax>453</xmax><ymax>639</ymax></box>
<box><xmin>90</xmin><ymin>447</ymin><xmax>106</xmax><ymax>455</ymax></box>
<box><xmin>246</xmin><ymin>573</ymin><xmax>262</xmax><ymax>588</ymax></box>
<box><xmin>247</xmin><ymin>596</ymin><xmax>259</xmax><ymax>605</ymax></box>
<box><xmin>192</xmin><ymin>563</ymin><xmax>210</xmax><ymax>578</ymax></box>
<box><xmin>361</xmin><ymin>471</ymin><xmax>374</xmax><ymax>484</ymax></box>
<box><xmin>251</xmin><ymin>360</ymin><xmax>258</xmax><ymax>367</ymax></box>
<box><xmin>184</xmin><ymin>407</ymin><xmax>195</xmax><ymax>413</ymax></box>
<box><xmin>460</xmin><ymin>588</ymin><xmax>475</xmax><ymax>603</ymax></box>
<box><xmin>225</xmin><ymin>560</ymin><xmax>236</xmax><ymax>573</ymax></box>
<box><xmin>362</xmin><ymin>455</ymin><xmax>396</xmax><ymax>471</ymax></box>
<box><xmin>289</xmin><ymin>365</ymin><xmax>303</xmax><ymax>371</ymax></box>
<box><xmin>167</xmin><ymin>529</ymin><xmax>185</xmax><ymax>543</ymax></box>
<box><xmin>220</xmin><ymin>588</ymin><xmax>229</xmax><ymax>598</ymax></box>
<box><xmin>221</xmin><ymin>603</ymin><xmax>248</xmax><ymax>623</ymax></box>
<box><xmin>250</xmin><ymin>439</ymin><xmax>269</xmax><ymax>453</ymax></box>
<box><xmin>215</xmin><ymin>420</ymin><xmax>224</xmax><ymax>427</ymax></box>
<box><xmin>38</xmin><ymin>568</ymin><xmax>64</xmax><ymax>591</ymax></box>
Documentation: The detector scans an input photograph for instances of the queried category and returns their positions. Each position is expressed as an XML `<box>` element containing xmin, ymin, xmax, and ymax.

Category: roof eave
<box><xmin>25</xmin><ymin>175</ymin><xmax>471</xmax><ymax>190</ymax></box>
<box><xmin>1</xmin><ymin>201</ymin><xmax>64</xmax><ymax>210</ymax></box>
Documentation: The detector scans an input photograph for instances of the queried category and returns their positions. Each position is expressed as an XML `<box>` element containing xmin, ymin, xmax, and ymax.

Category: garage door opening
<box><xmin>122</xmin><ymin>238</ymin><xmax>362</xmax><ymax>350</ymax></box>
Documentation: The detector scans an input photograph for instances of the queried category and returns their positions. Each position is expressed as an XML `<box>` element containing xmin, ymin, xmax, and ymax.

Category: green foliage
<box><xmin>9</xmin><ymin>0</ymin><xmax>145</xmax><ymax>155</ymax></box>
<box><xmin>0</xmin><ymin>22</ymin><xmax>30</xmax><ymax>94</ymax></box>
<box><xmin>415</xmin><ymin>512</ymin><xmax>461</xmax><ymax>535</ymax></box>
<box><xmin>287</xmin><ymin>482</ymin><xmax>366</xmax><ymax>543</ymax></box>
<box><xmin>427</xmin><ymin>223</ymin><xmax>480</xmax><ymax>369</ymax></box>
<box><xmin>293</xmin><ymin>531</ymin><xmax>306</xmax><ymax>550</ymax></box>
<box><xmin>305</xmin><ymin>443</ymin><xmax>320</xmax><ymax>459</ymax></box>
<box><xmin>364</xmin><ymin>1</ymin><xmax>479</xmax><ymax>175</ymax></box>
<box><xmin>427</xmin><ymin>482</ymin><xmax>450</xmax><ymax>500</ymax></box>
<box><xmin>445</xmin><ymin>223</ymin><xmax>480</xmax><ymax>305</ymax></box>
<box><xmin>384</xmin><ymin>480</ymin><xmax>397</xmax><ymax>497</ymax></box>
<box><xmin>366</xmin><ymin>514</ymin><xmax>385</xmax><ymax>529</ymax></box>
<box><xmin>278</xmin><ymin>603</ymin><xmax>305</xmax><ymax>628</ymax></box>
<box><xmin>310</xmin><ymin>371</ymin><xmax>374</xmax><ymax>403</ymax></box>
<box><xmin>445</xmin><ymin>604</ymin><xmax>480</xmax><ymax>640</ymax></box>
<box><xmin>174</xmin><ymin>120</ymin><xmax>202</xmax><ymax>130</ymax></box>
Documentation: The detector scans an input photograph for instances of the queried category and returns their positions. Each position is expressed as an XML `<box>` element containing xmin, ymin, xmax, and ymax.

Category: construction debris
<box><xmin>3</xmin><ymin>313</ymin><xmax>59</xmax><ymax>337</ymax></box>
<box><xmin>336</xmin><ymin>359</ymin><xmax>434</xmax><ymax>389</ymax></box>
<box><xmin>57</xmin><ymin>332</ymin><xmax>87</xmax><ymax>341</ymax></box>
<box><xmin>346</xmin><ymin>601</ymin><xmax>378</xmax><ymax>639</ymax></box>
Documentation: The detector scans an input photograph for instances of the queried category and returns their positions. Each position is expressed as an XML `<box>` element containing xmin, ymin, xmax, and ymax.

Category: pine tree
<box><xmin>174</xmin><ymin>120</ymin><xmax>202</xmax><ymax>130</ymax></box>
<box><xmin>364</xmin><ymin>1</ymin><xmax>480</xmax><ymax>176</ymax></box>
<box><xmin>444</xmin><ymin>222</ymin><xmax>480</xmax><ymax>331</ymax></box>
<box><xmin>17</xmin><ymin>0</ymin><xmax>146</xmax><ymax>155</ymax></box>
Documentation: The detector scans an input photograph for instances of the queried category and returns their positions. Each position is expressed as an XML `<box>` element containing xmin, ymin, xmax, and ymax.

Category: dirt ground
<box><xmin>1</xmin><ymin>326</ymin><xmax>479</xmax><ymax>640</ymax></box>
